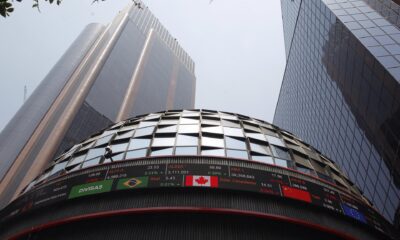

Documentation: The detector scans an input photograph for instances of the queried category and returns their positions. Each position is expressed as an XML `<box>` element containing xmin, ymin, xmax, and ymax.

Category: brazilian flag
<box><xmin>117</xmin><ymin>176</ymin><xmax>149</xmax><ymax>190</ymax></box>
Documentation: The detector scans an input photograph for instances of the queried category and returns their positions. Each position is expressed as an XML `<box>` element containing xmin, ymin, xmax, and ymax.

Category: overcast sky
<box><xmin>0</xmin><ymin>0</ymin><xmax>286</xmax><ymax>132</ymax></box>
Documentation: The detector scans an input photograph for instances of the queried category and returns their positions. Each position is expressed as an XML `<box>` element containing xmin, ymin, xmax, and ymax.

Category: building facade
<box><xmin>0</xmin><ymin>2</ymin><xmax>195</xmax><ymax>209</ymax></box>
<box><xmin>275</xmin><ymin>0</ymin><xmax>400</xmax><ymax>226</ymax></box>
<box><xmin>0</xmin><ymin>110</ymin><xmax>397</xmax><ymax>239</ymax></box>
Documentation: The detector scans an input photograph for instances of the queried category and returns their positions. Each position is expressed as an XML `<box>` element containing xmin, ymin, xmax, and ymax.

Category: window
<box><xmin>151</xmin><ymin>147</ymin><xmax>173</xmax><ymax>156</ymax></box>
<box><xmin>201</xmin><ymin>148</ymin><xmax>225</xmax><ymax>156</ymax></box>
<box><xmin>82</xmin><ymin>157</ymin><xmax>101</xmax><ymax>168</ymax></box>
<box><xmin>85</xmin><ymin>148</ymin><xmax>105</xmax><ymax>160</ymax></box>
<box><xmin>202</xmin><ymin>136</ymin><xmax>224</xmax><ymax>148</ymax></box>
<box><xmin>125</xmin><ymin>149</ymin><xmax>147</xmax><ymax>159</ymax></box>
<box><xmin>156</xmin><ymin>125</ymin><xmax>177</xmax><ymax>133</ymax></box>
<box><xmin>110</xmin><ymin>142</ymin><xmax>129</xmax><ymax>153</ymax></box>
<box><xmin>223</xmin><ymin>127</ymin><xmax>244</xmax><ymax>137</ymax></box>
<box><xmin>266</xmin><ymin>135</ymin><xmax>285</xmax><ymax>147</ymax></box>
<box><xmin>252</xmin><ymin>155</ymin><xmax>274</xmax><ymax>165</ymax></box>
<box><xmin>176</xmin><ymin>134</ymin><xmax>198</xmax><ymax>146</ymax></box>
<box><xmin>225</xmin><ymin>137</ymin><xmax>246</xmax><ymax>149</ymax></box>
<box><xmin>128</xmin><ymin>138</ymin><xmax>151</xmax><ymax>150</ymax></box>
<box><xmin>152</xmin><ymin>137</ymin><xmax>175</xmax><ymax>147</ymax></box>
<box><xmin>178</xmin><ymin>124</ymin><xmax>199</xmax><ymax>133</ymax></box>
<box><xmin>134</xmin><ymin>126</ymin><xmax>155</xmax><ymax>137</ymax></box>
<box><xmin>227</xmin><ymin>149</ymin><xmax>248</xmax><ymax>159</ymax></box>
<box><xmin>175</xmin><ymin>146</ymin><xmax>198</xmax><ymax>155</ymax></box>
<box><xmin>271</xmin><ymin>145</ymin><xmax>291</xmax><ymax>159</ymax></box>
<box><xmin>250</xmin><ymin>142</ymin><xmax>271</xmax><ymax>155</ymax></box>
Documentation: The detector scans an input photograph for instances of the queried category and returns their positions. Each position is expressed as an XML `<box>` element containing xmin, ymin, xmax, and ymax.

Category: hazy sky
<box><xmin>0</xmin><ymin>0</ymin><xmax>286</xmax><ymax>131</ymax></box>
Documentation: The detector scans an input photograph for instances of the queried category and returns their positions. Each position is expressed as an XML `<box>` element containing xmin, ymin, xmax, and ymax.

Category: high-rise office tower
<box><xmin>275</xmin><ymin>0</ymin><xmax>400</xmax><ymax>227</ymax></box>
<box><xmin>1</xmin><ymin>110</ymin><xmax>398</xmax><ymax>239</ymax></box>
<box><xmin>0</xmin><ymin>2</ymin><xmax>196</xmax><ymax>209</ymax></box>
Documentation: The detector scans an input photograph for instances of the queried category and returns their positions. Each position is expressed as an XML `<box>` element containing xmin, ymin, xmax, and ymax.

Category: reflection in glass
<box><xmin>221</xmin><ymin>120</ymin><xmax>240</xmax><ymax>128</ymax></box>
<box><xmin>82</xmin><ymin>157</ymin><xmax>101</xmax><ymax>168</ymax></box>
<box><xmin>128</xmin><ymin>138</ymin><xmax>151</xmax><ymax>150</ymax></box>
<box><xmin>246</xmin><ymin>133</ymin><xmax>266</xmax><ymax>141</ymax></box>
<box><xmin>180</xmin><ymin>118</ymin><xmax>199</xmax><ymax>124</ymax></box>
<box><xmin>85</xmin><ymin>147</ymin><xmax>104</xmax><ymax>160</ymax></box>
<box><xmin>225</xmin><ymin>137</ymin><xmax>246</xmax><ymax>149</ymax></box>
<box><xmin>95</xmin><ymin>134</ymin><xmax>114</xmax><ymax>146</ymax></box>
<box><xmin>250</xmin><ymin>142</ymin><xmax>271</xmax><ymax>155</ymax></box>
<box><xmin>50</xmin><ymin>162</ymin><xmax>67</xmax><ymax>174</ymax></box>
<box><xmin>275</xmin><ymin>158</ymin><xmax>289</xmax><ymax>168</ymax></box>
<box><xmin>125</xmin><ymin>149</ymin><xmax>147</xmax><ymax>159</ymax></box>
<box><xmin>138</xmin><ymin>121</ymin><xmax>158</xmax><ymax>128</ymax></box>
<box><xmin>202</xmin><ymin>126</ymin><xmax>223</xmax><ymax>134</ymax></box>
<box><xmin>202</xmin><ymin>137</ymin><xmax>224</xmax><ymax>148</ymax></box>
<box><xmin>202</xmin><ymin>119</ymin><xmax>220</xmax><ymax>125</ymax></box>
<box><xmin>178</xmin><ymin>124</ymin><xmax>199</xmax><ymax>133</ymax></box>
<box><xmin>110</xmin><ymin>142</ymin><xmax>129</xmax><ymax>153</ymax></box>
<box><xmin>159</xmin><ymin>119</ymin><xmax>179</xmax><ymax>125</ymax></box>
<box><xmin>156</xmin><ymin>125</ymin><xmax>177</xmax><ymax>133</ymax></box>
<box><xmin>152</xmin><ymin>137</ymin><xmax>175</xmax><ymax>147</ymax></box>
<box><xmin>176</xmin><ymin>134</ymin><xmax>198</xmax><ymax>146</ymax></box>
<box><xmin>223</xmin><ymin>127</ymin><xmax>244</xmax><ymax>137</ymax></box>
<box><xmin>201</xmin><ymin>148</ymin><xmax>225</xmax><ymax>156</ymax></box>
<box><xmin>252</xmin><ymin>155</ymin><xmax>274</xmax><ymax>165</ymax></box>
<box><xmin>266</xmin><ymin>135</ymin><xmax>285</xmax><ymax>147</ymax></box>
<box><xmin>67</xmin><ymin>154</ymin><xmax>86</xmax><ymax>166</ymax></box>
<box><xmin>134</xmin><ymin>126</ymin><xmax>155</xmax><ymax>137</ymax></box>
<box><xmin>151</xmin><ymin>147</ymin><xmax>173</xmax><ymax>156</ymax></box>
<box><xmin>227</xmin><ymin>149</ymin><xmax>248</xmax><ymax>159</ymax></box>
<box><xmin>271</xmin><ymin>145</ymin><xmax>291</xmax><ymax>160</ymax></box>
<box><xmin>114</xmin><ymin>130</ymin><xmax>134</xmax><ymax>140</ymax></box>
<box><xmin>175</xmin><ymin>146</ymin><xmax>198</xmax><ymax>155</ymax></box>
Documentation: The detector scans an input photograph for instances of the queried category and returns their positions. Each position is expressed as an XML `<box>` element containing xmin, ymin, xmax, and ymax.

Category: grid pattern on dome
<box><xmin>26</xmin><ymin>110</ymin><xmax>362</xmax><ymax>198</ymax></box>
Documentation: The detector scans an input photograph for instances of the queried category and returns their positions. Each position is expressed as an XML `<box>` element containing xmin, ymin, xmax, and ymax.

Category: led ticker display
<box><xmin>1</xmin><ymin>160</ymin><xmax>391</xmax><ymax>237</ymax></box>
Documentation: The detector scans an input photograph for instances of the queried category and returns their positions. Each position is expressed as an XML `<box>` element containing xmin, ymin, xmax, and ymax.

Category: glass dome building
<box><xmin>0</xmin><ymin>110</ymin><xmax>397</xmax><ymax>239</ymax></box>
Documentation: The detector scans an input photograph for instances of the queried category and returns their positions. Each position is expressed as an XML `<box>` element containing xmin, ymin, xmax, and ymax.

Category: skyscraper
<box><xmin>1</xmin><ymin>110</ymin><xmax>397</xmax><ymax>239</ymax></box>
<box><xmin>275</xmin><ymin>0</ymin><xmax>400</xmax><ymax>227</ymax></box>
<box><xmin>0</xmin><ymin>2</ymin><xmax>196</xmax><ymax>209</ymax></box>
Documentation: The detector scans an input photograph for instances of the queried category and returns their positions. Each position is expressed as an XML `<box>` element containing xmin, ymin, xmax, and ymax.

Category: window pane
<box><xmin>134</xmin><ymin>126</ymin><xmax>155</xmax><ymax>137</ymax></box>
<box><xmin>156</xmin><ymin>125</ymin><xmax>177</xmax><ymax>133</ymax></box>
<box><xmin>159</xmin><ymin>119</ymin><xmax>179</xmax><ymax>125</ymax></box>
<box><xmin>176</xmin><ymin>134</ymin><xmax>198</xmax><ymax>146</ymax></box>
<box><xmin>250</xmin><ymin>142</ymin><xmax>271</xmax><ymax>155</ymax></box>
<box><xmin>246</xmin><ymin>133</ymin><xmax>266</xmax><ymax>141</ymax></box>
<box><xmin>296</xmin><ymin>165</ymin><xmax>314</xmax><ymax>175</ymax></box>
<box><xmin>128</xmin><ymin>138</ymin><xmax>151</xmax><ymax>150</ymax></box>
<box><xmin>175</xmin><ymin>146</ymin><xmax>198</xmax><ymax>155</ymax></box>
<box><xmin>152</xmin><ymin>138</ymin><xmax>175</xmax><ymax>147</ymax></box>
<box><xmin>151</xmin><ymin>147</ymin><xmax>173</xmax><ymax>156</ymax></box>
<box><xmin>180</xmin><ymin>118</ymin><xmax>199</xmax><ymax>124</ymax></box>
<box><xmin>202</xmin><ymin>119</ymin><xmax>220</xmax><ymax>125</ymax></box>
<box><xmin>275</xmin><ymin>158</ymin><xmax>289</xmax><ymax>168</ymax></box>
<box><xmin>266</xmin><ymin>135</ymin><xmax>285</xmax><ymax>147</ymax></box>
<box><xmin>138</xmin><ymin>121</ymin><xmax>158</xmax><ymax>128</ymax></box>
<box><xmin>108</xmin><ymin>152</ymin><xmax>125</xmax><ymax>162</ymax></box>
<box><xmin>221</xmin><ymin>120</ymin><xmax>240</xmax><ymax>128</ymax></box>
<box><xmin>178</xmin><ymin>124</ymin><xmax>199</xmax><ymax>133</ymax></box>
<box><xmin>67</xmin><ymin>154</ymin><xmax>86</xmax><ymax>166</ymax></box>
<box><xmin>125</xmin><ymin>149</ymin><xmax>147</xmax><ymax>159</ymax></box>
<box><xmin>95</xmin><ymin>134</ymin><xmax>113</xmax><ymax>146</ymax></box>
<box><xmin>223</xmin><ymin>127</ymin><xmax>244</xmax><ymax>137</ymax></box>
<box><xmin>271</xmin><ymin>145</ymin><xmax>291</xmax><ymax>160</ymax></box>
<box><xmin>227</xmin><ymin>149</ymin><xmax>248</xmax><ymax>159</ymax></box>
<box><xmin>114</xmin><ymin>130</ymin><xmax>134</xmax><ymax>140</ymax></box>
<box><xmin>202</xmin><ymin>137</ymin><xmax>224</xmax><ymax>148</ymax></box>
<box><xmin>252</xmin><ymin>155</ymin><xmax>274</xmax><ymax>165</ymax></box>
<box><xmin>225</xmin><ymin>137</ymin><xmax>246</xmax><ymax>149</ymax></box>
<box><xmin>86</xmin><ymin>148</ymin><xmax>105</xmax><ymax>160</ymax></box>
<box><xmin>82</xmin><ymin>157</ymin><xmax>100</xmax><ymax>168</ymax></box>
<box><xmin>50</xmin><ymin>162</ymin><xmax>67</xmax><ymax>175</ymax></box>
<box><xmin>110</xmin><ymin>142</ymin><xmax>129</xmax><ymax>153</ymax></box>
<box><xmin>202</xmin><ymin>126</ymin><xmax>223</xmax><ymax>134</ymax></box>
<box><xmin>201</xmin><ymin>149</ymin><xmax>225</xmax><ymax>156</ymax></box>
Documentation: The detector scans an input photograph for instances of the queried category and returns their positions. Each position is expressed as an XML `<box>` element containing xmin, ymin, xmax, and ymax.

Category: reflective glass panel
<box><xmin>159</xmin><ymin>119</ymin><xmax>179</xmax><ymax>125</ymax></box>
<box><xmin>114</xmin><ymin>130</ymin><xmax>134</xmax><ymax>140</ymax></box>
<box><xmin>250</xmin><ymin>142</ymin><xmax>271</xmax><ymax>155</ymax></box>
<box><xmin>252</xmin><ymin>155</ymin><xmax>274</xmax><ymax>165</ymax></box>
<box><xmin>221</xmin><ymin>120</ymin><xmax>240</xmax><ymax>128</ymax></box>
<box><xmin>50</xmin><ymin>162</ymin><xmax>67</xmax><ymax>175</ymax></box>
<box><xmin>95</xmin><ymin>135</ymin><xmax>114</xmax><ymax>146</ymax></box>
<box><xmin>227</xmin><ymin>149</ymin><xmax>248</xmax><ymax>159</ymax></box>
<box><xmin>85</xmin><ymin>147</ymin><xmax>105</xmax><ymax>160</ymax></box>
<box><xmin>175</xmin><ymin>146</ymin><xmax>198</xmax><ymax>155</ymax></box>
<box><xmin>271</xmin><ymin>146</ymin><xmax>291</xmax><ymax>160</ymax></box>
<box><xmin>202</xmin><ymin>119</ymin><xmax>220</xmax><ymax>125</ymax></box>
<box><xmin>82</xmin><ymin>157</ymin><xmax>101</xmax><ymax>168</ymax></box>
<box><xmin>152</xmin><ymin>138</ymin><xmax>175</xmax><ymax>147</ymax></box>
<box><xmin>202</xmin><ymin>126</ymin><xmax>223</xmax><ymax>134</ymax></box>
<box><xmin>201</xmin><ymin>149</ymin><xmax>225</xmax><ymax>156</ymax></box>
<box><xmin>134</xmin><ymin>126</ymin><xmax>155</xmax><ymax>137</ymax></box>
<box><xmin>109</xmin><ymin>152</ymin><xmax>125</xmax><ymax>162</ymax></box>
<box><xmin>138</xmin><ymin>121</ymin><xmax>158</xmax><ymax>128</ymax></box>
<box><xmin>266</xmin><ymin>135</ymin><xmax>285</xmax><ymax>147</ymax></box>
<box><xmin>156</xmin><ymin>125</ymin><xmax>177</xmax><ymax>133</ymax></box>
<box><xmin>223</xmin><ymin>127</ymin><xmax>244</xmax><ymax>137</ymax></box>
<box><xmin>202</xmin><ymin>137</ymin><xmax>224</xmax><ymax>148</ymax></box>
<box><xmin>125</xmin><ymin>149</ymin><xmax>147</xmax><ymax>159</ymax></box>
<box><xmin>178</xmin><ymin>124</ymin><xmax>199</xmax><ymax>133</ymax></box>
<box><xmin>246</xmin><ymin>133</ymin><xmax>266</xmax><ymax>141</ymax></box>
<box><xmin>128</xmin><ymin>138</ymin><xmax>151</xmax><ymax>150</ymax></box>
<box><xmin>110</xmin><ymin>142</ymin><xmax>129</xmax><ymax>153</ymax></box>
<box><xmin>180</xmin><ymin>118</ymin><xmax>199</xmax><ymax>124</ymax></box>
<box><xmin>151</xmin><ymin>147</ymin><xmax>173</xmax><ymax>156</ymax></box>
<box><xmin>275</xmin><ymin>158</ymin><xmax>289</xmax><ymax>168</ymax></box>
<box><xmin>225</xmin><ymin>137</ymin><xmax>246</xmax><ymax>150</ymax></box>
<box><xmin>176</xmin><ymin>134</ymin><xmax>198</xmax><ymax>146</ymax></box>
<box><xmin>67</xmin><ymin>154</ymin><xmax>86</xmax><ymax>166</ymax></box>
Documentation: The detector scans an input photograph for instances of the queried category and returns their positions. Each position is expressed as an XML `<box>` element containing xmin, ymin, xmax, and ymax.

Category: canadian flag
<box><xmin>185</xmin><ymin>175</ymin><xmax>218</xmax><ymax>188</ymax></box>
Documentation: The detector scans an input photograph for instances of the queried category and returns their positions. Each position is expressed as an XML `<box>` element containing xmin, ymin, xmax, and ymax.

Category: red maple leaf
<box><xmin>195</xmin><ymin>176</ymin><xmax>208</xmax><ymax>185</ymax></box>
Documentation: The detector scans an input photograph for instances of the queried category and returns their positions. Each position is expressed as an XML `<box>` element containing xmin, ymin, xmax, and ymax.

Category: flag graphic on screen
<box><xmin>185</xmin><ymin>175</ymin><xmax>218</xmax><ymax>188</ymax></box>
